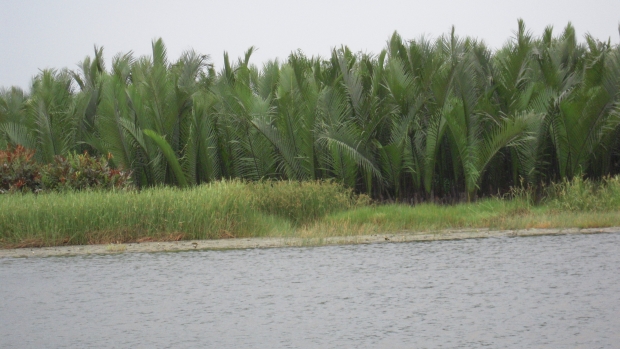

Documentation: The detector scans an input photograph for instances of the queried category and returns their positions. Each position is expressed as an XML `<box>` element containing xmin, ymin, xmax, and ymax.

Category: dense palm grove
<box><xmin>1</xmin><ymin>21</ymin><xmax>620</xmax><ymax>201</ymax></box>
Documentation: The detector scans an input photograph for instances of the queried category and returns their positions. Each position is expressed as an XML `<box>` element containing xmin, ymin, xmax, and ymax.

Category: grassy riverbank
<box><xmin>0</xmin><ymin>180</ymin><xmax>363</xmax><ymax>248</ymax></box>
<box><xmin>1</xmin><ymin>179</ymin><xmax>620</xmax><ymax>249</ymax></box>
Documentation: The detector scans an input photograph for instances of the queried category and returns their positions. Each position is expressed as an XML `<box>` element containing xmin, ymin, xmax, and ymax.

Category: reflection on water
<box><xmin>1</xmin><ymin>233</ymin><xmax>619</xmax><ymax>348</ymax></box>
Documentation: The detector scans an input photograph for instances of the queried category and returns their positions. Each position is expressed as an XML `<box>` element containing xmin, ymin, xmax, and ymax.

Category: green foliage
<box><xmin>2</xmin><ymin>178</ymin><xmax>619</xmax><ymax>248</ymax></box>
<box><xmin>244</xmin><ymin>180</ymin><xmax>369</xmax><ymax>225</ymax></box>
<box><xmin>2</xmin><ymin>22</ymin><xmax>620</xmax><ymax>201</ymax></box>
<box><xmin>544</xmin><ymin>176</ymin><xmax>620</xmax><ymax>211</ymax></box>
<box><xmin>322</xmin><ymin>198</ymin><xmax>531</xmax><ymax>232</ymax></box>
<box><xmin>0</xmin><ymin>146</ymin><xmax>132</xmax><ymax>193</ymax></box>
<box><xmin>143</xmin><ymin>129</ymin><xmax>188</xmax><ymax>187</ymax></box>
<box><xmin>0</xmin><ymin>180</ymin><xmax>365</xmax><ymax>247</ymax></box>
<box><xmin>41</xmin><ymin>152</ymin><xmax>132</xmax><ymax>192</ymax></box>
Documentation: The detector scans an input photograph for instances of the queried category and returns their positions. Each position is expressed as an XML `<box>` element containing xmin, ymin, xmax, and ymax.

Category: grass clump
<box><xmin>0</xmin><ymin>180</ymin><xmax>364</xmax><ymax>248</ymax></box>
<box><xmin>301</xmin><ymin>198</ymin><xmax>531</xmax><ymax>238</ymax></box>
<box><xmin>543</xmin><ymin>176</ymin><xmax>620</xmax><ymax>212</ymax></box>
<box><xmin>243</xmin><ymin>180</ymin><xmax>368</xmax><ymax>225</ymax></box>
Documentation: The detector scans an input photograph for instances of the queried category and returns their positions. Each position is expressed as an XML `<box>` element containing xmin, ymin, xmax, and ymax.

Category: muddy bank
<box><xmin>1</xmin><ymin>227</ymin><xmax>618</xmax><ymax>258</ymax></box>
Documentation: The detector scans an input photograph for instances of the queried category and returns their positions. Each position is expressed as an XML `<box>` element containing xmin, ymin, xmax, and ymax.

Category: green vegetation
<box><xmin>1</xmin><ymin>145</ymin><xmax>132</xmax><ymax>193</ymax></box>
<box><xmin>0</xmin><ymin>180</ymin><xmax>363</xmax><ymax>248</ymax></box>
<box><xmin>545</xmin><ymin>176</ymin><xmax>620</xmax><ymax>211</ymax></box>
<box><xmin>1</xmin><ymin>179</ymin><xmax>619</xmax><ymax>249</ymax></box>
<box><xmin>303</xmin><ymin>176</ymin><xmax>620</xmax><ymax>239</ymax></box>
<box><xmin>2</xmin><ymin>22</ymin><xmax>620</xmax><ymax>249</ymax></box>
<box><xmin>1</xmin><ymin>21</ymin><xmax>620</xmax><ymax>201</ymax></box>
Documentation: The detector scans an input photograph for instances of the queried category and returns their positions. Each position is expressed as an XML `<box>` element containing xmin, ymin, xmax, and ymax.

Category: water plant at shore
<box><xmin>1</xmin><ymin>178</ymin><xmax>620</xmax><ymax>249</ymax></box>
<box><xmin>1</xmin><ymin>20</ymin><xmax>619</xmax><ymax>201</ymax></box>
<box><xmin>0</xmin><ymin>180</ymin><xmax>363</xmax><ymax>248</ymax></box>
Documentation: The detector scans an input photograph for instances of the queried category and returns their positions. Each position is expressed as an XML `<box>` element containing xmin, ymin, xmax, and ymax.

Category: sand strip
<box><xmin>1</xmin><ymin>227</ymin><xmax>618</xmax><ymax>258</ymax></box>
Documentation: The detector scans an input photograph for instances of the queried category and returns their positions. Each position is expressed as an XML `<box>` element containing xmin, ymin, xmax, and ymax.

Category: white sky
<box><xmin>1</xmin><ymin>0</ymin><xmax>619</xmax><ymax>89</ymax></box>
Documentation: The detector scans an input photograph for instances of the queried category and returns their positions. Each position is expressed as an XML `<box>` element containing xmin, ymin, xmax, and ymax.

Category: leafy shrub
<box><xmin>0</xmin><ymin>146</ymin><xmax>133</xmax><ymax>194</ymax></box>
<box><xmin>0</xmin><ymin>145</ymin><xmax>42</xmax><ymax>193</ymax></box>
<box><xmin>41</xmin><ymin>152</ymin><xmax>132</xmax><ymax>191</ymax></box>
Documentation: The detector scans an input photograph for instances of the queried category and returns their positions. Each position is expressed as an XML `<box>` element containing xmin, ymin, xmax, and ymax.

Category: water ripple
<box><xmin>1</xmin><ymin>233</ymin><xmax>619</xmax><ymax>348</ymax></box>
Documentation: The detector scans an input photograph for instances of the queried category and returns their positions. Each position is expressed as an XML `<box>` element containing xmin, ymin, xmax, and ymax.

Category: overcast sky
<box><xmin>1</xmin><ymin>0</ymin><xmax>619</xmax><ymax>89</ymax></box>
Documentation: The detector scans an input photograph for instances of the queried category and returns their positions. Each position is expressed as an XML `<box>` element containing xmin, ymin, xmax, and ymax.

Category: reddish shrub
<box><xmin>1</xmin><ymin>146</ymin><xmax>133</xmax><ymax>194</ymax></box>
<box><xmin>0</xmin><ymin>145</ymin><xmax>42</xmax><ymax>193</ymax></box>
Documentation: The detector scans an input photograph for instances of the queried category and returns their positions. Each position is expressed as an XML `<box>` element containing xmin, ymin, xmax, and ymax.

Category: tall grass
<box><xmin>2</xmin><ymin>178</ymin><xmax>619</xmax><ymax>249</ymax></box>
<box><xmin>245</xmin><ymin>180</ymin><xmax>370</xmax><ymax>225</ymax></box>
<box><xmin>306</xmin><ymin>199</ymin><xmax>532</xmax><ymax>237</ymax></box>
<box><xmin>543</xmin><ymin>176</ymin><xmax>620</xmax><ymax>212</ymax></box>
<box><xmin>0</xmin><ymin>180</ymin><xmax>362</xmax><ymax>248</ymax></box>
<box><xmin>297</xmin><ymin>177</ymin><xmax>620</xmax><ymax>239</ymax></box>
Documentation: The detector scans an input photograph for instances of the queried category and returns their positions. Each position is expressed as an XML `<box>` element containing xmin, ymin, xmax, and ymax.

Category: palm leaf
<box><xmin>143</xmin><ymin>129</ymin><xmax>188</xmax><ymax>187</ymax></box>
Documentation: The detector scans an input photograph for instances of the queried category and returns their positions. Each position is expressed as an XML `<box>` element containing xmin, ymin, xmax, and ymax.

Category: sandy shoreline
<box><xmin>1</xmin><ymin>226</ymin><xmax>618</xmax><ymax>258</ymax></box>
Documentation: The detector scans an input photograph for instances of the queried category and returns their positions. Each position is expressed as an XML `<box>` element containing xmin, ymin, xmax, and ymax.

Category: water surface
<box><xmin>1</xmin><ymin>233</ymin><xmax>619</xmax><ymax>348</ymax></box>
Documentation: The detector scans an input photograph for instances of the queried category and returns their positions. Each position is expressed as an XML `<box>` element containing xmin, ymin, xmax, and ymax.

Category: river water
<box><xmin>1</xmin><ymin>233</ymin><xmax>619</xmax><ymax>348</ymax></box>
